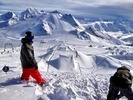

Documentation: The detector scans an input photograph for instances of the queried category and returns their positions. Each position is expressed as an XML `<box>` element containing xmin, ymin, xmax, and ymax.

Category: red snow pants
<box><xmin>21</xmin><ymin>68</ymin><xmax>45</xmax><ymax>84</ymax></box>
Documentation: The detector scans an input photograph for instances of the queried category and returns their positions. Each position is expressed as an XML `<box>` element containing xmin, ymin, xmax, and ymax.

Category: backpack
<box><xmin>110</xmin><ymin>68</ymin><xmax>132</xmax><ymax>88</ymax></box>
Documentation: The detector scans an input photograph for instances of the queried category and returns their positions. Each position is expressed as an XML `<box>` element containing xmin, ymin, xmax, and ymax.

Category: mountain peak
<box><xmin>51</xmin><ymin>10</ymin><xmax>60</xmax><ymax>13</ymax></box>
<box><xmin>26</xmin><ymin>7</ymin><xmax>35</xmax><ymax>12</ymax></box>
<box><xmin>0</xmin><ymin>12</ymin><xmax>16</xmax><ymax>21</ymax></box>
<box><xmin>20</xmin><ymin>7</ymin><xmax>41</xmax><ymax>20</ymax></box>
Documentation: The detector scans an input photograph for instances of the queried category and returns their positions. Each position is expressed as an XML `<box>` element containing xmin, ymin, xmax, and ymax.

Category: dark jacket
<box><xmin>20</xmin><ymin>38</ymin><xmax>37</xmax><ymax>68</ymax></box>
<box><xmin>110</xmin><ymin>66</ymin><xmax>133</xmax><ymax>89</ymax></box>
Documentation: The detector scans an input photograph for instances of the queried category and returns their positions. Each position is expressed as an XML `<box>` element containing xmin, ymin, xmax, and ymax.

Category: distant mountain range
<box><xmin>0</xmin><ymin>8</ymin><xmax>84</xmax><ymax>36</ymax></box>
<box><xmin>0</xmin><ymin>7</ymin><xmax>133</xmax><ymax>44</ymax></box>
<box><xmin>78</xmin><ymin>17</ymin><xmax>133</xmax><ymax>34</ymax></box>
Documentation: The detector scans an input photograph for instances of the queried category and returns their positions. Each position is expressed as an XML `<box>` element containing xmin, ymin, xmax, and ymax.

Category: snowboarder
<box><xmin>20</xmin><ymin>31</ymin><xmax>45</xmax><ymax>86</ymax></box>
<box><xmin>107</xmin><ymin>66</ymin><xmax>133</xmax><ymax>100</ymax></box>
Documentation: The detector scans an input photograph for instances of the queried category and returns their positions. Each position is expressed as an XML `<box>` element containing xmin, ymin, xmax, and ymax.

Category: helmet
<box><xmin>25</xmin><ymin>31</ymin><xmax>34</xmax><ymax>40</ymax></box>
<box><xmin>2</xmin><ymin>66</ymin><xmax>9</xmax><ymax>72</ymax></box>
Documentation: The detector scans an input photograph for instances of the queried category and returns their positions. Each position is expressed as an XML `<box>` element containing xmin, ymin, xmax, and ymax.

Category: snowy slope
<box><xmin>0</xmin><ymin>9</ymin><xmax>86</xmax><ymax>39</ymax></box>
<box><xmin>82</xmin><ymin>18</ymin><xmax>133</xmax><ymax>34</ymax></box>
<box><xmin>0</xmin><ymin>8</ymin><xmax>126</xmax><ymax>45</ymax></box>
<box><xmin>0</xmin><ymin>12</ymin><xmax>18</xmax><ymax>28</ymax></box>
<box><xmin>0</xmin><ymin>8</ymin><xmax>133</xmax><ymax>100</ymax></box>
<box><xmin>0</xmin><ymin>34</ymin><xmax>133</xmax><ymax>100</ymax></box>
<box><xmin>80</xmin><ymin>17</ymin><xmax>133</xmax><ymax>44</ymax></box>
<box><xmin>19</xmin><ymin>7</ymin><xmax>42</xmax><ymax>20</ymax></box>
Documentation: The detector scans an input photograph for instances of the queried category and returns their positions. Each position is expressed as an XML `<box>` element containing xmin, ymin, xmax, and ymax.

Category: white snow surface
<box><xmin>0</xmin><ymin>34</ymin><xmax>133</xmax><ymax>100</ymax></box>
<box><xmin>0</xmin><ymin>8</ymin><xmax>133</xmax><ymax>100</ymax></box>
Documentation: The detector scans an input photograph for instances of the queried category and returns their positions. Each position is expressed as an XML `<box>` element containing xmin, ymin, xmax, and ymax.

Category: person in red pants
<box><xmin>20</xmin><ymin>31</ymin><xmax>45</xmax><ymax>86</ymax></box>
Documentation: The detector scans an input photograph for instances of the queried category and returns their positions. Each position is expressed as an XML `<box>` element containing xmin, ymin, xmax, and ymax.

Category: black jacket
<box><xmin>110</xmin><ymin>66</ymin><xmax>133</xmax><ymax>89</ymax></box>
<box><xmin>20</xmin><ymin>38</ymin><xmax>37</xmax><ymax>68</ymax></box>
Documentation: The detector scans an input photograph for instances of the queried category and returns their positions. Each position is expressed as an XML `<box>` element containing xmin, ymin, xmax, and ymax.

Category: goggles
<box><xmin>28</xmin><ymin>36</ymin><xmax>34</xmax><ymax>40</ymax></box>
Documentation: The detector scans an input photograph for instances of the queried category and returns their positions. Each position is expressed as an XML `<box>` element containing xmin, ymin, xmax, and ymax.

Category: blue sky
<box><xmin>0</xmin><ymin>0</ymin><xmax>133</xmax><ymax>19</ymax></box>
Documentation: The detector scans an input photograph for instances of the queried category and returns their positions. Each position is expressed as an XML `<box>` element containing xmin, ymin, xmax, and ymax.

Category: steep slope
<box><xmin>0</xmin><ymin>8</ymin><xmax>125</xmax><ymax>45</ymax></box>
<box><xmin>82</xmin><ymin>18</ymin><xmax>133</xmax><ymax>34</ymax></box>
<box><xmin>31</xmin><ymin>12</ymin><xmax>77</xmax><ymax>34</ymax></box>
<box><xmin>0</xmin><ymin>12</ymin><xmax>17</xmax><ymax>21</ymax></box>
<box><xmin>86</xmin><ymin>27</ymin><xmax>122</xmax><ymax>45</ymax></box>
<box><xmin>19</xmin><ymin>7</ymin><xmax>42</xmax><ymax>20</ymax></box>
<box><xmin>0</xmin><ymin>9</ymin><xmax>86</xmax><ymax>38</ymax></box>
<box><xmin>0</xmin><ymin>12</ymin><xmax>18</xmax><ymax>28</ymax></box>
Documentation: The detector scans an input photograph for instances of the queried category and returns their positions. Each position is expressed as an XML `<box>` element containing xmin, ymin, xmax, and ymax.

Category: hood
<box><xmin>117</xmin><ymin>66</ymin><xmax>130</xmax><ymax>72</ymax></box>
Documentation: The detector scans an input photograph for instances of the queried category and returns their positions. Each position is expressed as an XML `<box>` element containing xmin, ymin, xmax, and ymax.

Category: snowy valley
<box><xmin>0</xmin><ymin>8</ymin><xmax>133</xmax><ymax>100</ymax></box>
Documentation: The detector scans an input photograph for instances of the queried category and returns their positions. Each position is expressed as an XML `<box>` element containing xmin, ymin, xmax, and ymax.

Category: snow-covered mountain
<box><xmin>0</xmin><ymin>8</ymin><xmax>85</xmax><ymax>37</ymax></box>
<box><xmin>1</xmin><ymin>8</ymin><xmax>133</xmax><ymax>36</ymax></box>
<box><xmin>80</xmin><ymin>17</ymin><xmax>133</xmax><ymax>34</ymax></box>
<box><xmin>0</xmin><ymin>8</ymin><xmax>126</xmax><ymax>45</ymax></box>
<box><xmin>19</xmin><ymin>7</ymin><xmax>42</xmax><ymax>20</ymax></box>
<box><xmin>0</xmin><ymin>12</ymin><xmax>18</xmax><ymax>28</ymax></box>
<box><xmin>1</xmin><ymin>8</ymin><xmax>133</xmax><ymax>45</ymax></box>
<box><xmin>27</xmin><ymin>11</ymin><xmax>85</xmax><ymax>36</ymax></box>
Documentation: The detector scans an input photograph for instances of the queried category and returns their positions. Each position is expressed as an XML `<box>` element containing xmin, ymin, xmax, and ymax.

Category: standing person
<box><xmin>20</xmin><ymin>31</ymin><xmax>45</xmax><ymax>86</ymax></box>
<box><xmin>107</xmin><ymin>66</ymin><xmax>133</xmax><ymax>100</ymax></box>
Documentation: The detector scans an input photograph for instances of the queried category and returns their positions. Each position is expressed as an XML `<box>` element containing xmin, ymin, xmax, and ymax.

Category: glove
<box><xmin>34</xmin><ymin>61</ymin><xmax>38</xmax><ymax>70</ymax></box>
<box><xmin>115</xmin><ymin>95</ymin><xmax>122</xmax><ymax>100</ymax></box>
<box><xmin>35</xmin><ymin>66</ymin><xmax>38</xmax><ymax>70</ymax></box>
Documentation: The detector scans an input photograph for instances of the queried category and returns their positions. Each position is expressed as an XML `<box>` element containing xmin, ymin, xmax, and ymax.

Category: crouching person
<box><xmin>107</xmin><ymin>66</ymin><xmax>133</xmax><ymax>100</ymax></box>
